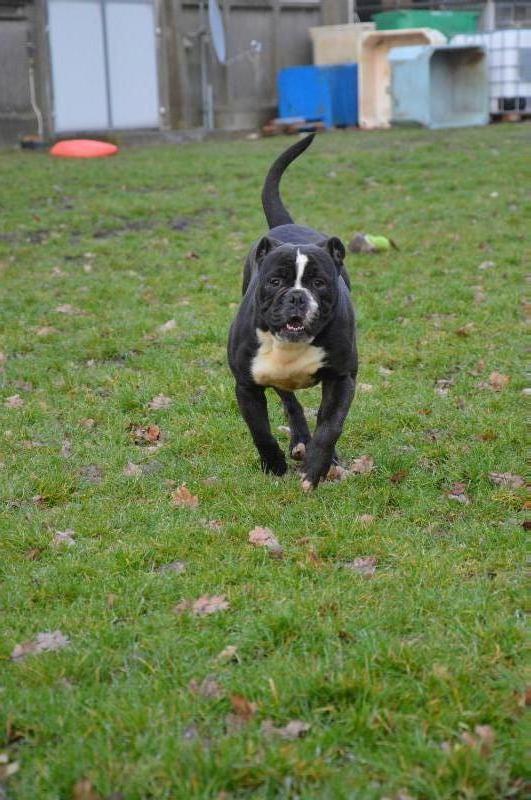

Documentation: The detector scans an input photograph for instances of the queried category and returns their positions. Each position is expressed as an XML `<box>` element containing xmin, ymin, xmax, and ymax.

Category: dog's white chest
<box><xmin>251</xmin><ymin>329</ymin><xmax>325</xmax><ymax>391</ymax></box>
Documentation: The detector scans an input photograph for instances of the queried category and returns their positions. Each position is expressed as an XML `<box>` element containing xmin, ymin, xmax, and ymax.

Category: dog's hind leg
<box><xmin>275</xmin><ymin>389</ymin><xmax>311</xmax><ymax>461</ymax></box>
<box><xmin>236</xmin><ymin>383</ymin><xmax>287</xmax><ymax>476</ymax></box>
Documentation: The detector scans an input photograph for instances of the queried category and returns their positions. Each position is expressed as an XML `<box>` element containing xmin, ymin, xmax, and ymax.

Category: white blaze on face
<box><xmin>294</xmin><ymin>248</ymin><xmax>318</xmax><ymax>322</ymax></box>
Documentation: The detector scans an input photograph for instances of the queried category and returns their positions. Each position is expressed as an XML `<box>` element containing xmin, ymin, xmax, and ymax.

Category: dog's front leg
<box><xmin>235</xmin><ymin>383</ymin><xmax>287</xmax><ymax>476</ymax></box>
<box><xmin>301</xmin><ymin>375</ymin><xmax>355</xmax><ymax>491</ymax></box>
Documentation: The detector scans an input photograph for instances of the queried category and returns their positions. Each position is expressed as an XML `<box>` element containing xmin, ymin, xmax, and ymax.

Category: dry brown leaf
<box><xmin>358</xmin><ymin>514</ymin><xmax>375</xmax><ymax>525</ymax></box>
<box><xmin>460</xmin><ymin>724</ymin><xmax>495</xmax><ymax>757</ymax></box>
<box><xmin>215</xmin><ymin>645</ymin><xmax>239</xmax><ymax>664</ymax></box>
<box><xmin>80</xmin><ymin>418</ymin><xmax>95</xmax><ymax>429</ymax></box>
<box><xmin>473</xmin><ymin>286</ymin><xmax>487</xmax><ymax>304</ymax></box>
<box><xmin>123</xmin><ymin>462</ymin><xmax>142</xmax><ymax>477</ymax></box>
<box><xmin>350</xmin><ymin>455</ymin><xmax>374</xmax><ymax>474</ymax></box>
<box><xmin>446</xmin><ymin>482</ymin><xmax>470</xmax><ymax>505</ymax></box>
<box><xmin>0</xmin><ymin>755</ymin><xmax>20</xmax><ymax>781</ymax></box>
<box><xmin>358</xmin><ymin>382</ymin><xmax>374</xmax><ymax>393</ymax></box>
<box><xmin>261</xmin><ymin>719</ymin><xmax>310</xmax><ymax>740</ymax></box>
<box><xmin>131</xmin><ymin>423</ymin><xmax>161</xmax><ymax>444</ymax></box>
<box><xmin>53</xmin><ymin>529</ymin><xmax>75</xmax><ymax>547</ymax></box>
<box><xmin>148</xmin><ymin>394</ymin><xmax>172</xmax><ymax>410</ymax></box>
<box><xmin>55</xmin><ymin>304</ymin><xmax>85</xmax><ymax>316</ymax></box>
<box><xmin>488</xmin><ymin>472</ymin><xmax>524</xmax><ymax>489</ymax></box>
<box><xmin>11</xmin><ymin>630</ymin><xmax>70</xmax><ymax>660</ymax></box>
<box><xmin>390</xmin><ymin>469</ymin><xmax>408</xmax><ymax>484</ymax></box>
<box><xmin>173</xmin><ymin>599</ymin><xmax>191</xmax><ymax>615</ymax></box>
<box><xmin>78</xmin><ymin>464</ymin><xmax>103</xmax><ymax>484</ymax></box>
<box><xmin>192</xmin><ymin>595</ymin><xmax>229</xmax><ymax>615</ymax></box>
<box><xmin>455</xmin><ymin>322</ymin><xmax>475</xmax><ymax>337</ymax></box>
<box><xmin>229</xmin><ymin>694</ymin><xmax>257</xmax><ymax>721</ymax></box>
<box><xmin>341</xmin><ymin>556</ymin><xmax>377</xmax><ymax>577</ymax></box>
<box><xmin>25</xmin><ymin>547</ymin><xmax>43</xmax><ymax>561</ymax></box>
<box><xmin>188</xmin><ymin>675</ymin><xmax>224</xmax><ymax>699</ymax></box>
<box><xmin>435</xmin><ymin>378</ymin><xmax>454</xmax><ymax>397</ymax></box>
<box><xmin>4</xmin><ymin>395</ymin><xmax>24</xmax><ymax>408</ymax></box>
<box><xmin>379</xmin><ymin>366</ymin><xmax>393</xmax><ymax>376</ymax></box>
<box><xmin>61</xmin><ymin>439</ymin><xmax>72</xmax><ymax>458</ymax></box>
<box><xmin>155</xmin><ymin>560</ymin><xmax>186</xmax><ymax>575</ymax></box>
<box><xmin>204</xmin><ymin>519</ymin><xmax>224</xmax><ymax>533</ymax></box>
<box><xmin>157</xmin><ymin>319</ymin><xmax>176</xmax><ymax>333</ymax></box>
<box><xmin>478</xmin><ymin>260</ymin><xmax>495</xmax><ymax>270</ymax></box>
<box><xmin>72</xmin><ymin>778</ymin><xmax>103</xmax><ymax>800</ymax></box>
<box><xmin>489</xmin><ymin>371</ymin><xmax>510</xmax><ymax>391</ymax></box>
<box><xmin>248</xmin><ymin>526</ymin><xmax>283</xmax><ymax>555</ymax></box>
<box><xmin>172</xmin><ymin>484</ymin><xmax>199</xmax><ymax>509</ymax></box>
<box><xmin>477</xmin><ymin>430</ymin><xmax>497</xmax><ymax>442</ymax></box>
<box><xmin>326</xmin><ymin>464</ymin><xmax>348</xmax><ymax>482</ymax></box>
<box><xmin>36</xmin><ymin>326</ymin><xmax>58</xmax><ymax>337</ymax></box>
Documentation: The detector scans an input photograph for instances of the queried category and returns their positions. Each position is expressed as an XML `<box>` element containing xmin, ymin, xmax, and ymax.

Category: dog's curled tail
<box><xmin>261</xmin><ymin>134</ymin><xmax>315</xmax><ymax>228</ymax></box>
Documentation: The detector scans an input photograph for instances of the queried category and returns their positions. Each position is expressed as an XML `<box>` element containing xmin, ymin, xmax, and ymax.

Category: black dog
<box><xmin>228</xmin><ymin>134</ymin><xmax>357</xmax><ymax>490</ymax></box>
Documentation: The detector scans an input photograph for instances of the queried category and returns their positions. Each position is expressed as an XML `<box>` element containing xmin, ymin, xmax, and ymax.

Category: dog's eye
<box><xmin>312</xmin><ymin>278</ymin><xmax>326</xmax><ymax>288</ymax></box>
<box><xmin>269</xmin><ymin>277</ymin><xmax>282</xmax><ymax>287</ymax></box>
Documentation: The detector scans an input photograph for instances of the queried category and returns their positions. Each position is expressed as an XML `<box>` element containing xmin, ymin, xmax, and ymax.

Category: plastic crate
<box><xmin>277</xmin><ymin>65</ymin><xmax>358</xmax><ymax>128</ymax></box>
<box><xmin>374</xmin><ymin>10</ymin><xmax>479</xmax><ymax>39</ymax></box>
<box><xmin>389</xmin><ymin>44</ymin><xmax>489</xmax><ymax>129</ymax></box>
<box><xmin>452</xmin><ymin>29</ymin><xmax>531</xmax><ymax>114</ymax></box>
<box><xmin>359</xmin><ymin>28</ymin><xmax>446</xmax><ymax>129</ymax></box>
<box><xmin>309</xmin><ymin>23</ymin><xmax>374</xmax><ymax>65</ymax></box>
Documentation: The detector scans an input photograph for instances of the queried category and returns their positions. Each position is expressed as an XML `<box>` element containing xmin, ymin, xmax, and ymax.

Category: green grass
<box><xmin>0</xmin><ymin>125</ymin><xmax>527</xmax><ymax>800</ymax></box>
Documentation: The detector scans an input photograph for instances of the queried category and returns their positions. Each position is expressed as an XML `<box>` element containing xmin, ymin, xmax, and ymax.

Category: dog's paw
<box><xmin>291</xmin><ymin>442</ymin><xmax>306</xmax><ymax>461</ymax></box>
<box><xmin>261</xmin><ymin>450</ymin><xmax>287</xmax><ymax>477</ymax></box>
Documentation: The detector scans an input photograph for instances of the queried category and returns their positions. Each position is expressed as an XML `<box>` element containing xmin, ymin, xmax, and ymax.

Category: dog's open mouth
<box><xmin>281</xmin><ymin>316</ymin><xmax>305</xmax><ymax>335</ymax></box>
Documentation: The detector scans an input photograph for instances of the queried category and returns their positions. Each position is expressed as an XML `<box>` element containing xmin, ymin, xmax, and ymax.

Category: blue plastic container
<box><xmin>277</xmin><ymin>64</ymin><xmax>358</xmax><ymax>128</ymax></box>
<box><xmin>389</xmin><ymin>44</ymin><xmax>489</xmax><ymax>129</ymax></box>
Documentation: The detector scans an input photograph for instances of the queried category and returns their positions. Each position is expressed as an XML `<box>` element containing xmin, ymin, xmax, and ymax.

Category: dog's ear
<box><xmin>255</xmin><ymin>236</ymin><xmax>282</xmax><ymax>267</ymax></box>
<box><xmin>317</xmin><ymin>236</ymin><xmax>345</xmax><ymax>270</ymax></box>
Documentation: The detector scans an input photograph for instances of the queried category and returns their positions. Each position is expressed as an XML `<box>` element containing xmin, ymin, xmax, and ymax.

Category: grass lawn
<box><xmin>0</xmin><ymin>125</ymin><xmax>527</xmax><ymax>800</ymax></box>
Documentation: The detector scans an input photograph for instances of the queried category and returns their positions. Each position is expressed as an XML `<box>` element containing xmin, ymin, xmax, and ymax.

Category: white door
<box><xmin>48</xmin><ymin>0</ymin><xmax>160</xmax><ymax>132</ymax></box>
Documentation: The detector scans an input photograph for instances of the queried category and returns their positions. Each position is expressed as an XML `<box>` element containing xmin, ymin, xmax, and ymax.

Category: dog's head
<box><xmin>254</xmin><ymin>237</ymin><xmax>345</xmax><ymax>342</ymax></box>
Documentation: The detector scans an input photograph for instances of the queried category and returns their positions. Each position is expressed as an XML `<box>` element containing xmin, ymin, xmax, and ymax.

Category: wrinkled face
<box><xmin>256</xmin><ymin>240</ymin><xmax>343</xmax><ymax>342</ymax></box>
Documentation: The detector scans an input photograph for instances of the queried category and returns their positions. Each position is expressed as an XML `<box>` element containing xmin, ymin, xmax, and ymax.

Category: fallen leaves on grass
<box><xmin>326</xmin><ymin>464</ymin><xmax>348</xmax><ymax>482</ymax></box>
<box><xmin>53</xmin><ymin>529</ymin><xmax>76</xmax><ymax>546</ymax></box>
<box><xmin>193</xmin><ymin>595</ymin><xmax>229</xmax><ymax>615</ymax></box>
<box><xmin>390</xmin><ymin>469</ymin><xmax>408</xmax><ymax>484</ymax></box>
<box><xmin>60</xmin><ymin>439</ymin><xmax>72</xmax><ymax>458</ymax></box>
<box><xmin>226</xmin><ymin>694</ymin><xmax>257</xmax><ymax>732</ymax></box>
<box><xmin>446</xmin><ymin>483</ymin><xmax>470</xmax><ymax>505</ymax></box>
<box><xmin>460</xmin><ymin>724</ymin><xmax>496</xmax><ymax>757</ymax></box>
<box><xmin>131</xmin><ymin>424</ymin><xmax>161</xmax><ymax>445</ymax></box>
<box><xmin>248</xmin><ymin>526</ymin><xmax>283</xmax><ymax>556</ymax></box>
<box><xmin>480</xmin><ymin>371</ymin><xmax>510</xmax><ymax>392</ymax></box>
<box><xmin>157</xmin><ymin>319</ymin><xmax>176</xmax><ymax>333</ymax></box>
<box><xmin>204</xmin><ymin>519</ymin><xmax>224</xmax><ymax>532</ymax></box>
<box><xmin>4</xmin><ymin>395</ymin><xmax>24</xmax><ymax>408</ymax></box>
<box><xmin>71</xmin><ymin>779</ymin><xmax>102</xmax><ymax>800</ymax></box>
<box><xmin>156</xmin><ymin>560</ymin><xmax>186</xmax><ymax>575</ymax></box>
<box><xmin>0</xmin><ymin>753</ymin><xmax>20</xmax><ymax>781</ymax></box>
<box><xmin>358</xmin><ymin>514</ymin><xmax>375</xmax><ymax>525</ymax></box>
<box><xmin>55</xmin><ymin>304</ymin><xmax>85</xmax><ymax>316</ymax></box>
<box><xmin>123</xmin><ymin>462</ymin><xmax>142</xmax><ymax>477</ymax></box>
<box><xmin>36</xmin><ymin>325</ymin><xmax>58</xmax><ymax>337</ymax></box>
<box><xmin>78</xmin><ymin>464</ymin><xmax>103</xmax><ymax>484</ymax></box>
<box><xmin>478</xmin><ymin>260</ymin><xmax>495</xmax><ymax>270</ymax></box>
<box><xmin>435</xmin><ymin>378</ymin><xmax>454</xmax><ymax>397</ymax></box>
<box><xmin>175</xmin><ymin>596</ymin><xmax>229</xmax><ymax>616</ymax></box>
<box><xmin>11</xmin><ymin>630</ymin><xmax>70</xmax><ymax>660</ymax></box>
<box><xmin>350</xmin><ymin>455</ymin><xmax>374</xmax><ymax>474</ymax></box>
<box><xmin>341</xmin><ymin>557</ymin><xmax>377</xmax><ymax>577</ymax></box>
<box><xmin>488</xmin><ymin>472</ymin><xmax>524</xmax><ymax>489</ymax></box>
<box><xmin>215</xmin><ymin>645</ymin><xmax>239</xmax><ymax>663</ymax></box>
<box><xmin>261</xmin><ymin>719</ymin><xmax>310</xmax><ymax>740</ymax></box>
<box><xmin>148</xmin><ymin>394</ymin><xmax>172</xmax><ymax>410</ymax></box>
<box><xmin>456</xmin><ymin>322</ymin><xmax>475</xmax><ymax>337</ymax></box>
<box><xmin>358</xmin><ymin>382</ymin><xmax>374</xmax><ymax>393</ymax></box>
<box><xmin>188</xmin><ymin>675</ymin><xmax>224</xmax><ymax>699</ymax></box>
<box><xmin>171</xmin><ymin>484</ymin><xmax>199</xmax><ymax>509</ymax></box>
<box><xmin>472</xmin><ymin>286</ymin><xmax>486</xmax><ymax>304</ymax></box>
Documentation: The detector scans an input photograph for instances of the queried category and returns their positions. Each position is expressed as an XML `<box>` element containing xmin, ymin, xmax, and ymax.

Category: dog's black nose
<box><xmin>287</xmin><ymin>290</ymin><xmax>307</xmax><ymax>311</ymax></box>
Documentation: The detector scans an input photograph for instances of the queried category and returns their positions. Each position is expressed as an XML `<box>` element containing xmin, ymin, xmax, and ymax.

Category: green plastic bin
<box><xmin>373</xmin><ymin>10</ymin><xmax>479</xmax><ymax>39</ymax></box>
